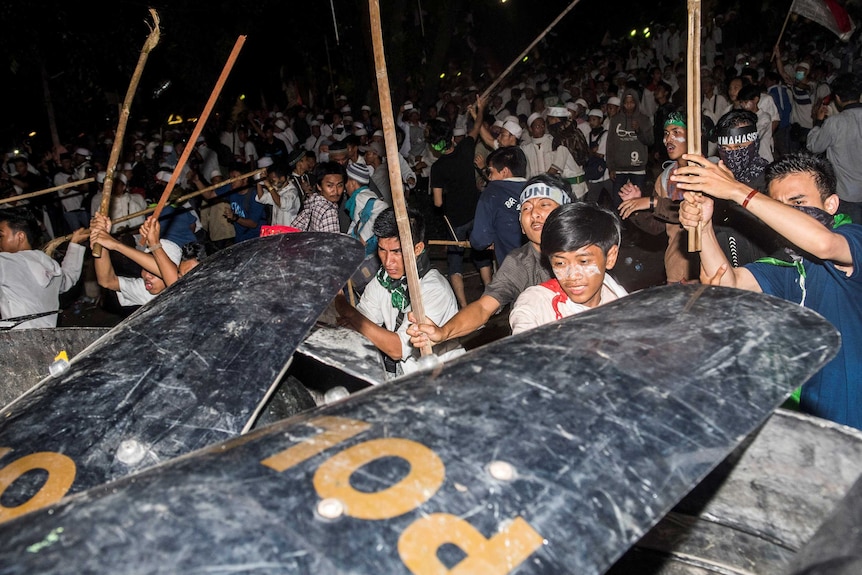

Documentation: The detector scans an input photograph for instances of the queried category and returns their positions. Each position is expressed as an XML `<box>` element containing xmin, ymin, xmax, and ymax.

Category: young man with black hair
<box><xmin>408</xmin><ymin>173</ymin><xmax>570</xmax><ymax>347</ymax></box>
<box><xmin>291</xmin><ymin>161</ymin><xmax>346</xmax><ymax>233</ymax></box>
<box><xmin>429</xmin><ymin>95</ymin><xmax>493</xmax><ymax>308</ymax></box>
<box><xmin>509</xmin><ymin>202</ymin><xmax>627</xmax><ymax>334</ymax></box>
<box><xmin>334</xmin><ymin>207</ymin><xmax>462</xmax><ymax>378</ymax></box>
<box><xmin>806</xmin><ymin>72</ymin><xmax>862</xmax><ymax>224</ymax></box>
<box><xmin>469</xmin><ymin>146</ymin><xmax>528</xmax><ymax>267</ymax></box>
<box><xmin>675</xmin><ymin>151</ymin><xmax>862</xmax><ymax>430</ymax></box>
<box><xmin>0</xmin><ymin>211</ymin><xmax>88</xmax><ymax>329</ymax></box>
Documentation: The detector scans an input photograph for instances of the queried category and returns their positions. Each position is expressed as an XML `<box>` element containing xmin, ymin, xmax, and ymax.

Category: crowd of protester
<box><xmin>1</xmin><ymin>12</ymin><xmax>861</xmax><ymax>428</ymax></box>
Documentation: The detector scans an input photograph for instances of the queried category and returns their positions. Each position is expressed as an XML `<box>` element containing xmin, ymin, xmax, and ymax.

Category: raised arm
<box><xmin>673</xmin><ymin>154</ymin><xmax>852</xmax><ymax>265</ymax></box>
<box><xmin>140</xmin><ymin>215</ymin><xmax>179</xmax><ymax>286</ymax></box>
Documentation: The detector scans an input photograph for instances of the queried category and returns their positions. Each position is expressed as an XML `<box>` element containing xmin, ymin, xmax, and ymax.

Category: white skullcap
<box><xmin>501</xmin><ymin>120</ymin><xmax>523</xmax><ymax>139</ymax></box>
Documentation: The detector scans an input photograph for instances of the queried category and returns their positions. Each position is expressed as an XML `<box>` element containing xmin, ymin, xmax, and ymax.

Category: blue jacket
<box><xmin>470</xmin><ymin>179</ymin><xmax>526</xmax><ymax>267</ymax></box>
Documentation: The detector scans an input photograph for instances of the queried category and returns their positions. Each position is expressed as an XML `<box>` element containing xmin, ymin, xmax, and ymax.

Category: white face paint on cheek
<box><xmin>671</xmin><ymin>135</ymin><xmax>686</xmax><ymax>144</ymax></box>
<box><xmin>553</xmin><ymin>263</ymin><xmax>602</xmax><ymax>280</ymax></box>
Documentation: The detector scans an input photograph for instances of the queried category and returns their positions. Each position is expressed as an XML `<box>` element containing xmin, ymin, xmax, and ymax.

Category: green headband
<box><xmin>664</xmin><ymin>112</ymin><xmax>686</xmax><ymax>128</ymax></box>
<box><xmin>430</xmin><ymin>138</ymin><xmax>448</xmax><ymax>152</ymax></box>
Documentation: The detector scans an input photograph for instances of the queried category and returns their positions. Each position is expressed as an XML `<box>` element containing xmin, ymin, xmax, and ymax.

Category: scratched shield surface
<box><xmin>0</xmin><ymin>232</ymin><xmax>364</xmax><ymax>517</ymax></box>
<box><xmin>0</xmin><ymin>285</ymin><xmax>839</xmax><ymax>574</ymax></box>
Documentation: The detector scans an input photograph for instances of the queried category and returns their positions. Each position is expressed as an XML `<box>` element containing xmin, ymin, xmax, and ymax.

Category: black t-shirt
<box><xmin>430</xmin><ymin>136</ymin><xmax>479</xmax><ymax>227</ymax></box>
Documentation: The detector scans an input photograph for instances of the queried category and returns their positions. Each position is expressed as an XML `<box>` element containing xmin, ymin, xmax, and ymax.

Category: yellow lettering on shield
<box><xmin>398</xmin><ymin>513</ymin><xmax>544</xmax><ymax>575</ymax></box>
<box><xmin>261</xmin><ymin>416</ymin><xmax>371</xmax><ymax>473</ymax></box>
<box><xmin>0</xmin><ymin>450</ymin><xmax>77</xmax><ymax>523</ymax></box>
<box><xmin>313</xmin><ymin>438</ymin><xmax>444</xmax><ymax>520</ymax></box>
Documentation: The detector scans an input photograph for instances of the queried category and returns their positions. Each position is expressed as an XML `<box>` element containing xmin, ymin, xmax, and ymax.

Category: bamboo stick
<box><xmin>0</xmin><ymin>177</ymin><xmax>94</xmax><ymax>206</ymax></box>
<box><xmin>428</xmin><ymin>240</ymin><xmax>472</xmax><ymax>248</ymax></box>
<box><xmin>771</xmin><ymin>0</ymin><xmax>796</xmax><ymax>62</ymax></box>
<box><xmin>480</xmin><ymin>0</ymin><xmax>583</xmax><ymax>100</ymax></box>
<box><xmin>93</xmin><ymin>9</ymin><xmax>161</xmax><ymax>258</ymax></box>
<box><xmin>150</xmin><ymin>36</ymin><xmax>246</xmax><ymax>223</ymax></box>
<box><xmin>42</xmin><ymin>168</ymin><xmax>263</xmax><ymax>257</ymax></box>
<box><xmin>687</xmin><ymin>0</ymin><xmax>703</xmax><ymax>252</ymax></box>
<box><xmin>369</xmin><ymin>0</ymin><xmax>432</xmax><ymax>357</ymax></box>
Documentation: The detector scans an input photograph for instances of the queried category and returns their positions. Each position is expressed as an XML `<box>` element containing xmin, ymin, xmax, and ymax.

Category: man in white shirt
<box><xmin>0</xmin><ymin>211</ymin><xmax>88</xmax><ymax>329</ymax></box>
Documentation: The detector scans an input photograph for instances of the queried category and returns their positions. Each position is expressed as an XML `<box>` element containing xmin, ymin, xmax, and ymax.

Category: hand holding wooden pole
<box><xmin>686</xmin><ymin>0</ymin><xmax>703</xmax><ymax>252</ymax></box>
<box><xmin>93</xmin><ymin>9</ymin><xmax>161</xmax><ymax>258</ymax></box>
<box><xmin>369</xmin><ymin>0</ymin><xmax>432</xmax><ymax>357</ymax></box>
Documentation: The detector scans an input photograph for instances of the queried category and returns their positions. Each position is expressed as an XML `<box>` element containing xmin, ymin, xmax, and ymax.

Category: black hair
<box><xmin>267</xmin><ymin>162</ymin><xmax>289</xmax><ymax>178</ymax></box>
<box><xmin>765</xmin><ymin>71</ymin><xmax>782</xmax><ymax>85</ymax></box>
<box><xmin>313</xmin><ymin>161</ymin><xmax>346</xmax><ymax>184</ymax></box>
<box><xmin>736</xmin><ymin>84</ymin><xmax>761</xmax><ymax>103</ymax></box>
<box><xmin>486</xmin><ymin>146</ymin><xmax>528</xmax><ymax>178</ymax></box>
<box><xmin>541</xmin><ymin>202</ymin><xmax>622</xmax><ymax>257</ymax></box>
<box><xmin>427</xmin><ymin>119</ymin><xmax>453</xmax><ymax>152</ymax></box>
<box><xmin>373</xmin><ymin>206</ymin><xmax>425</xmax><ymax>245</ymax></box>
<box><xmin>181</xmin><ymin>241</ymin><xmax>210</xmax><ymax>263</ymax></box>
<box><xmin>765</xmin><ymin>152</ymin><xmax>837</xmax><ymax>201</ymax></box>
<box><xmin>740</xmin><ymin>67</ymin><xmax>759</xmax><ymax>80</ymax></box>
<box><xmin>728</xmin><ymin>75</ymin><xmax>749</xmax><ymax>90</ymax></box>
<box><xmin>523</xmin><ymin>172</ymin><xmax>573</xmax><ymax>202</ymax></box>
<box><xmin>830</xmin><ymin>73</ymin><xmax>862</xmax><ymax>103</ymax></box>
<box><xmin>227</xmin><ymin>162</ymin><xmax>247</xmax><ymax>174</ymax></box>
<box><xmin>716</xmin><ymin>109</ymin><xmax>757</xmax><ymax>134</ymax></box>
<box><xmin>0</xmin><ymin>209</ymin><xmax>39</xmax><ymax>247</ymax></box>
<box><xmin>343</xmin><ymin>134</ymin><xmax>361</xmax><ymax>148</ymax></box>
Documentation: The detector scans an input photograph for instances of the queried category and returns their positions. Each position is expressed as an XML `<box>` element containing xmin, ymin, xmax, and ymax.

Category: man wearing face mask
<box><xmin>675</xmin><ymin>152</ymin><xmax>862</xmax><ymax>430</ymax></box>
<box><xmin>709</xmin><ymin>110</ymin><xmax>778</xmax><ymax>267</ymax></box>
<box><xmin>772</xmin><ymin>45</ymin><xmax>815</xmax><ymax>152</ymax></box>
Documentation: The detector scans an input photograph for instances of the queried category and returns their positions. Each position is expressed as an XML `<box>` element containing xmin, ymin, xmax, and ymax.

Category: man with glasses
<box><xmin>606</xmin><ymin>89</ymin><xmax>653</xmax><ymax>208</ymax></box>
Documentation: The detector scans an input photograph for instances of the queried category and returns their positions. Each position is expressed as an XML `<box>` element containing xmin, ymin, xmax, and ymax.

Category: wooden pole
<box><xmin>150</xmin><ymin>35</ymin><xmax>246</xmax><ymax>223</ymax></box>
<box><xmin>686</xmin><ymin>0</ymin><xmax>703</xmax><ymax>252</ymax></box>
<box><xmin>429</xmin><ymin>240</ymin><xmax>472</xmax><ymax>248</ymax></box>
<box><xmin>0</xmin><ymin>177</ymin><xmax>94</xmax><ymax>206</ymax></box>
<box><xmin>93</xmin><ymin>9</ymin><xmax>161</xmax><ymax>258</ymax></box>
<box><xmin>41</xmin><ymin>168</ymin><xmax>264</xmax><ymax>257</ymax></box>
<box><xmin>771</xmin><ymin>0</ymin><xmax>796</xmax><ymax>62</ymax></box>
<box><xmin>369</xmin><ymin>0</ymin><xmax>432</xmax><ymax>357</ymax></box>
<box><xmin>480</xmin><ymin>0</ymin><xmax>583</xmax><ymax>100</ymax></box>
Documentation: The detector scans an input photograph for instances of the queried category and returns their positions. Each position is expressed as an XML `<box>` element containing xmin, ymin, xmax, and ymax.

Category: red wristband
<box><xmin>741</xmin><ymin>189</ymin><xmax>758</xmax><ymax>209</ymax></box>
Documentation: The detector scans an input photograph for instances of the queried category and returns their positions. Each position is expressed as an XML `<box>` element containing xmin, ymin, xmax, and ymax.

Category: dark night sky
<box><xmin>0</xmin><ymin>0</ymin><xmax>764</xmax><ymax>152</ymax></box>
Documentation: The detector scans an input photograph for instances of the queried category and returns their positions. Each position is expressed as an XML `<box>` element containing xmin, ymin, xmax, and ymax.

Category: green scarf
<box><xmin>375</xmin><ymin>249</ymin><xmax>432</xmax><ymax>312</ymax></box>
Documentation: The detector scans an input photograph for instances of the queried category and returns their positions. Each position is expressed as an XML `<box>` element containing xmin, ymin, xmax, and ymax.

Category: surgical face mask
<box><xmin>718</xmin><ymin>143</ymin><xmax>759</xmax><ymax>177</ymax></box>
<box><xmin>795</xmin><ymin>71</ymin><xmax>806</xmax><ymax>81</ymax></box>
<box><xmin>318</xmin><ymin>152</ymin><xmax>329</xmax><ymax>163</ymax></box>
